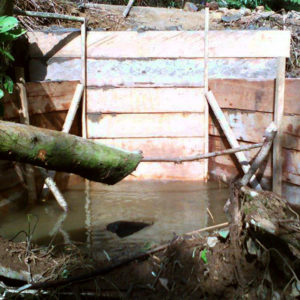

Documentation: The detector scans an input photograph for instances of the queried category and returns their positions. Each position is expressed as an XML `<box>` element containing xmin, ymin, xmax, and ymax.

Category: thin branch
<box><xmin>142</xmin><ymin>143</ymin><xmax>263</xmax><ymax>163</ymax></box>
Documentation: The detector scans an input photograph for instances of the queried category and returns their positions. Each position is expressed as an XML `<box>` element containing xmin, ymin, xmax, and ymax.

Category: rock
<box><xmin>259</xmin><ymin>11</ymin><xmax>274</xmax><ymax>19</ymax></box>
<box><xmin>218</xmin><ymin>7</ymin><xmax>228</xmax><ymax>14</ymax></box>
<box><xmin>222</xmin><ymin>13</ymin><xmax>242</xmax><ymax>23</ymax></box>
<box><xmin>183</xmin><ymin>2</ymin><xmax>198</xmax><ymax>12</ymax></box>
<box><xmin>207</xmin><ymin>236</ymin><xmax>218</xmax><ymax>248</ymax></box>
<box><xmin>255</xmin><ymin>5</ymin><xmax>265</xmax><ymax>12</ymax></box>
<box><xmin>239</xmin><ymin>7</ymin><xmax>251</xmax><ymax>16</ymax></box>
<box><xmin>207</xmin><ymin>1</ymin><xmax>219</xmax><ymax>10</ymax></box>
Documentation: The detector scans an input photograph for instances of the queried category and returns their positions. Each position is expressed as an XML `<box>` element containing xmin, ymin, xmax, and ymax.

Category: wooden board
<box><xmin>29</xmin><ymin>58</ymin><xmax>278</xmax><ymax>86</ymax></box>
<box><xmin>30</xmin><ymin>111</ymin><xmax>81</xmax><ymax>135</ymax></box>
<box><xmin>209</xmin><ymin>110</ymin><xmax>300</xmax><ymax>151</ymax></box>
<box><xmin>27</xmin><ymin>31</ymin><xmax>290</xmax><ymax>58</ymax></box>
<box><xmin>127</xmin><ymin>161</ymin><xmax>205</xmax><ymax>180</ymax></box>
<box><xmin>209</xmin><ymin>79</ymin><xmax>300</xmax><ymax>115</ymax></box>
<box><xmin>3</xmin><ymin>81</ymin><xmax>79</xmax><ymax>119</ymax></box>
<box><xmin>87</xmin><ymin>88</ymin><xmax>205</xmax><ymax>113</ymax></box>
<box><xmin>87</xmin><ymin>113</ymin><xmax>205</xmax><ymax>138</ymax></box>
<box><xmin>93</xmin><ymin>137</ymin><xmax>205</xmax><ymax>157</ymax></box>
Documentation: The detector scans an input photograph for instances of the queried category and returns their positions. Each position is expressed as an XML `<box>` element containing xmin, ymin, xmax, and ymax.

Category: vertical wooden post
<box><xmin>81</xmin><ymin>19</ymin><xmax>87</xmax><ymax>139</ymax></box>
<box><xmin>15</xmin><ymin>67</ymin><xmax>37</xmax><ymax>205</ymax></box>
<box><xmin>272</xmin><ymin>57</ymin><xmax>286</xmax><ymax>195</ymax></box>
<box><xmin>203</xmin><ymin>7</ymin><xmax>209</xmax><ymax>180</ymax></box>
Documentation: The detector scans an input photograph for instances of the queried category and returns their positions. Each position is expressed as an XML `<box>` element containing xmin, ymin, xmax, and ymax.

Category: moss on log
<box><xmin>0</xmin><ymin>121</ymin><xmax>142</xmax><ymax>184</ymax></box>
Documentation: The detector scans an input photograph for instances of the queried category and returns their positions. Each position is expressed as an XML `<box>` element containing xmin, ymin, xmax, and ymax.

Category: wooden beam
<box><xmin>27</xmin><ymin>31</ymin><xmax>291</xmax><ymax>59</ymax></box>
<box><xmin>87</xmin><ymin>113</ymin><xmax>205</xmax><ymax>139</ymax></box>
<box><xmin>273</xmin><ymin>57</ymin><xmax>286</xmax><ymax>195</ymax></box>
<box><xmin>29</xmin><ymin>58</ymin><xmax>278</xmax><ymax>87</ymax></box>
<box><xmin>87</xmin><ymin>88</ymin><xmax>205</xmax><ymax>113</ymax></box>
<box><xmin>205</xmin><ymin>91</ymin><xmax>262</xmax><ymax>190</ymax></box>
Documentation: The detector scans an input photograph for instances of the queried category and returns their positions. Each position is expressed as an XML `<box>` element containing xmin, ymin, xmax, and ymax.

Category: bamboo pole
<box><xmin>203</xmin><ymin>7</ymin><xmax>209</xmax><ymax>180</ymax></box>
<box><xmin>13</xmin><ymin>8</ymin><xmax>85</xmax><ymax>22</ymax></box>
<box><xmin>205</xmin><ymin>91</ymin><xmax>263</xmax><ymax>191</ymax></box>
<box><xmin>142</xmin><ymin>142</ymin><xmax>263</xmax><ymax>163</ymax></box>
<box><xmin>272</xmin><ymin>57</ymin><xmax>286</xmax><ymax>195</ymax></box>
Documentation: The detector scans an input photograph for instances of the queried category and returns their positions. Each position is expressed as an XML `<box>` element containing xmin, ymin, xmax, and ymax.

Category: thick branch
<box><xmin>0</xmin><ymin>121</ymin><xmax>142</xmax><ymax>184</ymax></box>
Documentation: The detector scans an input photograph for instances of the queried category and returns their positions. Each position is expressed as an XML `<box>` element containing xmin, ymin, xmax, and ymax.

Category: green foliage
<box><xmin>200</xmin><ymin>249</ymin><xmax>208</xmax><ymax>264</ymax></box>
<box><xmin>0</xmin><ymin>16</ymin><xmax>25</xmax><ymax>100</ymax></box>
<box><xmin>216</xmin><ymin>0</ymin><xmax>300</xmax><ymax>9</ymax></box>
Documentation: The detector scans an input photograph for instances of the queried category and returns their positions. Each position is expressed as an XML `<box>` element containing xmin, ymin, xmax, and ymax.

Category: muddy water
<box><xmin>0</xmin><ymin>180</ymin><xmax>228</xmax><ymax>260</ymax></box>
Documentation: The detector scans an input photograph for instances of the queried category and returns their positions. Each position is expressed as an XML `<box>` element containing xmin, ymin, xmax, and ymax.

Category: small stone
<box><xmin>239</xmin><ymin>7</ymin><xmax>251</xmax><ymax>16</ymax></box>
<box><xmin>221</xmin><ymin>13</ymin><xmax>242</xmax><ymax>23</ymax></box>
<box><xmin>218</xmin><ymin>7</ymin><xmax>228</xmax><ymax>14</ymax></box>
<box><xmin>207</xmin><ymin>236</ymin><xmax>218</xmax><ymax>248</ymax></box>
<box><xmin>255</xmin><ymin>5</ymin><xmax>265</xmax><ymax>12</ymax></box>
<box><xmin>207</xmin><ymin>1</ymin><xmax>219</xmax><ymax>10</ymax></box>
<box><xmin>260</xmin><ymin>11</ymin><xmax>274</xmax><ymax>19</ymax></box>
<box><xmin>183</xmin><ymin>2</ymin><xmax>198</xmax><ymax>12</ymax></box>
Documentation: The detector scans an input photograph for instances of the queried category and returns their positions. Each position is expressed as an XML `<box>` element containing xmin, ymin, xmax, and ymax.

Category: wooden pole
<box><xmin>123</xmin><ymin>0</ymin><xmax>135</xmax><ymax>18</ymax></box>
<box><xmin>15</xmin><ymin>68</ymin><xmax>37</xmax><ymax>205</ymax></box>
<box><xmin>81</xmin><ymin>19</ymin><xmax>87</xmax><ymax>139</ymax></box>
<box><xmin>240</xmin><ymin>122</ymin><xmax>277</xmax><ymax>187</ymax></box>
<box><xmin>62</xmin><ymin>84</ymin><xmax>84</xmax><ymax>133</ymax></box>
<box><xmin>142</xmin><ymin>142</ymin><xmax>263</xmax><ymax>163</ymax></box>
<box><xmin>205</xmin><ymin>91</ymin><xmax>262</xmax><ymax>191</ymax></box>
<box><xmin>272</xmin><ymin>57</ymin><xmax>286</xmax><ymax>195</ymax></box>
<box><xmin>13</xmin><ymin>8</ymin><xmax>85</xmax><ymax>22</ymax></box>
<box><xmin>203</xmin><ymin>7</ymin><xmax>209</xmax><ymax>180</ymax></box>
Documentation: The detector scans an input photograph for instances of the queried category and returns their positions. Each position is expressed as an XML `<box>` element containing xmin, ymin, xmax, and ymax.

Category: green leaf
<box><xmin>0</xmin><ymin>16</ymin><xmax>18</xmax><ymax>34</ymax></box>
<box><xmin>3</xmin><ymin>75</ymin><xmax>13</xmax><ymax>94</ymax></box>
<box><xmin>200</xmin><ymin>249</ymin><xmax>208</xmax><ymax>264</ymax></box>
<box><xmin>0</xmin><ymin>27</ymin><xmax>26</xmax><ymax>42</ymax></box>
<box><xmin>0</xmin><ymin>47</ymin><xmax>14</xmax><ymax>61</ymax></box>
<box><xmin>0</xmin><ymin>89</ymin><xmax>4</xmax><ymax>99</ymax></box>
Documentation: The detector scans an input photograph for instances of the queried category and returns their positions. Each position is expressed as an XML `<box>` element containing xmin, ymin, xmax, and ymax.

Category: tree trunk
<box><xmin>0</xmin><ymin>0</ymin><xmax>14</xmax><ymax>15</ymax></box>
<box><xmin>0</xmin><ymin>121</ymin><xmax>142</xmax><ymax>184</ymax></box>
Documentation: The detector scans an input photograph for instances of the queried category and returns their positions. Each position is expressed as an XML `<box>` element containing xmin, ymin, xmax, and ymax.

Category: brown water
<box><xmin>0</xmin><ymin>180</ymin><xmax>228</xmax><ymax>260</ymax></box>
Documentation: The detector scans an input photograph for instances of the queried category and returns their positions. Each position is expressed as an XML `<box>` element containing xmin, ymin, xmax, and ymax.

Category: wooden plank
<box><xmin>126</xmin><ymin>161</ymin><xmax>205</xmax><ymax>180</ymax></box>
<box><xmin>206</xmin><ymin>91</ymin><xmax>262</xmax><ymax>190</ymax></box>
<box><xmin>273</xmin><ymin>57</ymin><xmax>287</xmax><ymax>195</ymax></box>
<box><xmin>209</xmin><ymin>110</ymin><xmax>300</xmax><ymax>151</ymax></box>
<box><xmin>92</xmin><ymin>137</ymin><xmax>205</xmax><ymax>157</ymax></box>
<box><xmin>27</xmin><ymin>31</ymin><xmax>290</xmax><ymax>58</ymax></box>
<box><xmin>209</xmin><ymin>78</ymin><xmax>300</xmax><ymax>115</ymax></box>
<box><xmin>87</xmin><ymin>113</ymin><xmax>205</xmax><ymax>138</ymax></box>
<box><xmin>29</xmin><ymin>58</ymin><xmax>278</xmax><ymax>87</ymax></box>
<box><xmin>3</xmin><ymin>81</ymin><xmax>79</xmax><ymax>119</ymax></box>
<box><xmin>87</xmin><ymin>88</ymin><xmax>205</xmax><ymax>113</ymax></box>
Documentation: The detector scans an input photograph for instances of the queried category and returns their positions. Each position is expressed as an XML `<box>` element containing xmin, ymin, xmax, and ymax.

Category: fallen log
<box><xmin>0</xmin><ymin>121</ymin><xmax>142</xmax><ymax>184</ymax></box>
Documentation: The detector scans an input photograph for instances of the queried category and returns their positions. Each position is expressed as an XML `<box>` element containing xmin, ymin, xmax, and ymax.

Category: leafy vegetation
<box><xmin>0</xmin><ymin>16</ymin><xmax>25</xmax><ymax>99</ymax></box>
<box><xmin>216</xmin><ymin>0</ymin><xmax>300</xmax><ymax>10</ymax></box>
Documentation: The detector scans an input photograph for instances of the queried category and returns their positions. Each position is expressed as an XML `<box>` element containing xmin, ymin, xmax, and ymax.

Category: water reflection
<box><xmin>0</xmin><ymin>180</ymin><xmax>228</xmax><ymax>260</ymax></box>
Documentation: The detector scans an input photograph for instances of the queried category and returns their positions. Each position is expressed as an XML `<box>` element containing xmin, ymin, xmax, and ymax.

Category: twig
<box><xmin>18</xmin><ymin>222</ymin><xmax>228</xmax><ymax>291</ymax></box>
<box><xmin>142</xmin><ymin>143</ymin><xmax>263</xmax><ymax>163</ymax></box>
